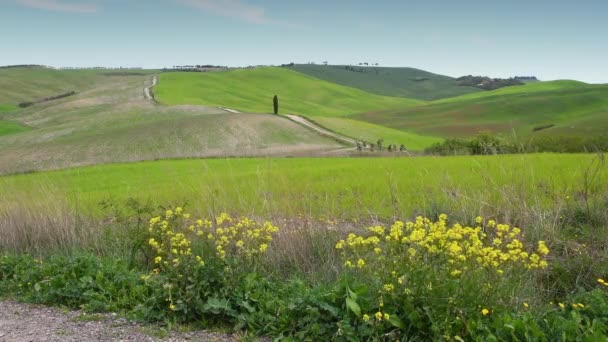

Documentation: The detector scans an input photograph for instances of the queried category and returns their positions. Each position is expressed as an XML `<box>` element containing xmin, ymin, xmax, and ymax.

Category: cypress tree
<box><xmin>273</xmin><ymin>95</ymin><xmax>279</xmax><ymax>115</ymax></box>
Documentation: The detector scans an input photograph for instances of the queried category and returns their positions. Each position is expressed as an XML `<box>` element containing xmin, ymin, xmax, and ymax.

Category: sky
<box><xmin>1</xmin><ymin>0</ymin><xmax>607</xmax><ymax>83</ymax></box>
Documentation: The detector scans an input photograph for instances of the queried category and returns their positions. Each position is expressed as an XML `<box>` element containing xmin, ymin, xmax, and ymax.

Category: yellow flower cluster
<box><xmin>212</xmin><ymin>214</ymin><xmax>278</xmax><ymax>259</ymax></box>
<box><xmin>148</xmin><ymin>207</ymin><xmax>208</xmax><ymax>271</ymax></box>
<box><xmin>147</xmin><ymin>208</ymin><xmax>279</xmax><ymax>275</ymax></box>
<box><xmin>336</xmin><ymin>215</ymin><xmax>549</xmax><ymax>277</ymax></box>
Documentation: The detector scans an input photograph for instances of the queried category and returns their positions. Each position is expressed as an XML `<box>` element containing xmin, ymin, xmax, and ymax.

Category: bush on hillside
<box><xmin>425</xmin><ymin>133</ymin><xmax>515</xmax><ymax>155</ymax></box>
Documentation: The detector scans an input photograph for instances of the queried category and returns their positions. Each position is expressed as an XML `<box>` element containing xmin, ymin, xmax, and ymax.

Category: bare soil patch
<box><xmin>0</xmin><ymin>301</ymin><xmax>236</xmax><ymax>342</ymax></box>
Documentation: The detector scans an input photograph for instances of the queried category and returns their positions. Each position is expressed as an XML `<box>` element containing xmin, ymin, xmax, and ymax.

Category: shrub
<box><xmin>139</xmin><ymin>208</ymin><xmax>280</xmax><ymax>322</ymax></box>
<box><xmin>335</xmin><ymin>215</ymin><xmax>550</xmax><ymax>338</ymax></box>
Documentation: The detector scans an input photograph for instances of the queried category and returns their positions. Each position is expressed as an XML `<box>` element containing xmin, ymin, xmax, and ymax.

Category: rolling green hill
<box><xmin>0</xmin><ymin>67</ymin><xmax>111</xmax><ymax>104</ymax></box>
<box><xmin>353</xmin><ymin>81</ymin><xmax>608</xmax><ymax>138</ymax></box>
<box><xmin>154</xmin><ymin>67</ymin><xmax>423</xmax><ymax>116</ymax></box>
<box><xmin>285</xmin><ymin>64</ymin><xmax>482</xmax><ymax>100</ymax></box>
<box><xmin>0</xmin><ymin>69</ymin><xmax>343</xmax><ymax>175</ymax></box>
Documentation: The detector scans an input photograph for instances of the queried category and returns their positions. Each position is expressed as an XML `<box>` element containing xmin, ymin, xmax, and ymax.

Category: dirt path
<box><xmin>284</xmin><ymin>115</ymin><xmax>360</xmax><ymax>146</ymax></box>
<box><xmin>218</xmin><ymin>107</ymin><xmax>241</xmax><ymax>114</ymax></box>
<box><xmin>0</xmin><ymin>301</ymin><xmax>236</xmax><ymax>342</ymax></box>
<box><xmin>144</xmin><ymin>76</ymin><xmax>158</xmax><ymax>101</ymax></box>
<box><xmin>216</xmin><ymin>107</ymin><xmax>360</xmax><ymax>148</ymax></box>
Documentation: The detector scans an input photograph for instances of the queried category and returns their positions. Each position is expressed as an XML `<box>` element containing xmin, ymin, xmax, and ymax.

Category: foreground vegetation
<box><xmin>1</xmin><ymin>154</ymin><xmax>608</xmax><ymax>339</ymax></box>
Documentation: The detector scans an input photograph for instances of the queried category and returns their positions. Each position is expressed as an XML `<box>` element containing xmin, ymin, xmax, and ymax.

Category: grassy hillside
<box><xmin>432</xmin><ymin>80</ymin><xmax>589</xmax><ymax>103</ymax></box>
<box><xmin>285</xmin><ymin>64</ymin><xmax>482</xmax><ymax>100</ymax></box>
<box><xmin>154</xmin><ymin>68</ymin><xmax>423</xmax><ymax>116</ymax></box>
<box><xmin>354</xmin><ymin>81</ymin><xmax>608</xmax><ymax>138</ymax></box>
<box><xmin>0</xmin><ymin>70</ymin><xmax>342</xmax><ymax>175</ymax></box>
<box><xmin>312</xmin><ymin>116</ymin><xmax>442</xmax><ymax>150</ymax></box>
<box><xmin>0</xmin><ymin>67</ymin><xmax>112</xmax><ymax>104</ymax></box>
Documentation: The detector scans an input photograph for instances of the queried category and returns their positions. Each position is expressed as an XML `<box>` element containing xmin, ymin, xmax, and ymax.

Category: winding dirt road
<box><xmin>144</xmin><ymin>76</ymin><xmax>158</xmax><ymax>101</ymax></box>
<box><xmin>284</xmin><ymin>115</ymin><xmax>359</xmax><ymax>146</ymax></box>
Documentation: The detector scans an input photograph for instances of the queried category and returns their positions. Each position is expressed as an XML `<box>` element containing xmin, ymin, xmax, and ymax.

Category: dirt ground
<box><xmin>0</xmin><ymin>301</ymin><xmax>238</xmax><ymax>342</ymax></box>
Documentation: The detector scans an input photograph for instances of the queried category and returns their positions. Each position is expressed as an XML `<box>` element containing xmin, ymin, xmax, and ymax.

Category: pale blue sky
<box><xmin>1</xmin><ymin>0</ymin><xmax>606</xmax><ymax>83</ymax></box>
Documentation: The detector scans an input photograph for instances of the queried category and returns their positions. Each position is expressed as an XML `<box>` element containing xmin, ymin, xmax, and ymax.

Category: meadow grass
<box><xmin>1</xmin><ymin>154</ymin><xmax>604</xmax><ymax>222</ymax></box>
<box><xmin>154</xmin><ymin>68</ymin><xmax>423</xmax><ymax>116</ymax></box>
<box><xmin>286</xmin><ymin>64</ymin><xmax>482</xmax><ymax>100</ymax></box>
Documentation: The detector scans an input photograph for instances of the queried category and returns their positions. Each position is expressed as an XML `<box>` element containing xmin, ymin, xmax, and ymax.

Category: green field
<box><xmin>154</xmin><ymin>67</ymin><xmax>423</xmax><ymax>116</ymax></box>
<box><xmin>355</xmin><ymin>81</ymin><xmax>608</xmax><ymax>137</ymax></box>
<box><xmin>286</xmin><ymin>64</ymin><xmax>482</xmax><ymax>100</ymax></box>
<box><xmin>2</xmin><ymin>154</ymin><xmax>602</xmax><ymax>220</ymax></box>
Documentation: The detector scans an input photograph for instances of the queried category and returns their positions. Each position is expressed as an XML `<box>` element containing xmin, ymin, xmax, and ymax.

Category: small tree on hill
<box><xmin>377</xmin><ymin>139</ymin><xmax>384</xmax><ymax>151</ymax></box>
<box><xmin>273</xmin><ymin>95</ymin><xmax>279</xmax><ymax>115</ymax></box>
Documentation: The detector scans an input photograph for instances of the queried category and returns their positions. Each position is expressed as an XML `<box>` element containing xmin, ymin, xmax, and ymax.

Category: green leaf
<box><xmin>347</xmin><ymin>287</ymin><xmax>358</xmax><ymax>301</ymax></box>
<box><xmin>345</xmin><ymin>298</ymin><xmax>361</xmax><ymax>318</ymax></box>
<box><xmin>388</xmin><ymin>315</ymin><xmax>406</xmax><ymax>330</ymax></box>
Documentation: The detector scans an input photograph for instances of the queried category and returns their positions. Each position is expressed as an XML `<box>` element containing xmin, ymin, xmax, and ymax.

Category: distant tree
<box><xmin>323</xmin><ymin>61</ymin><xmax>328</xmax><ymax>66</ymax></box>
<box><xmin>356</xmin><ymin>142</ymin><xmax>362</xmax><ymax>151</ymax></box>
<box><xmin>388</xmin><ymin>145</ymin><xmax>393</xmax><ymax>152</ymax></box>
<box><xmin>377</xmin><ymin>139</ymin><xmax>384</xmax><ymax>151</ymax></box>
<box><xmin>399</xmin><ymin>144</ymin><xmax>406</xmax><ymax>152</ymax></box>
<box><xmin>273</xmin><ymin>95</ymin><xmax>279</xmax><ymax>115</ymax></box>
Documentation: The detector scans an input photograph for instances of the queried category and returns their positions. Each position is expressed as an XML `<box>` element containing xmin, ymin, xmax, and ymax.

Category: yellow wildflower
<box><xmin>481</xmin><ymin>308</ymin><xmax>490</xmax><ymax>316</ymax></box>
